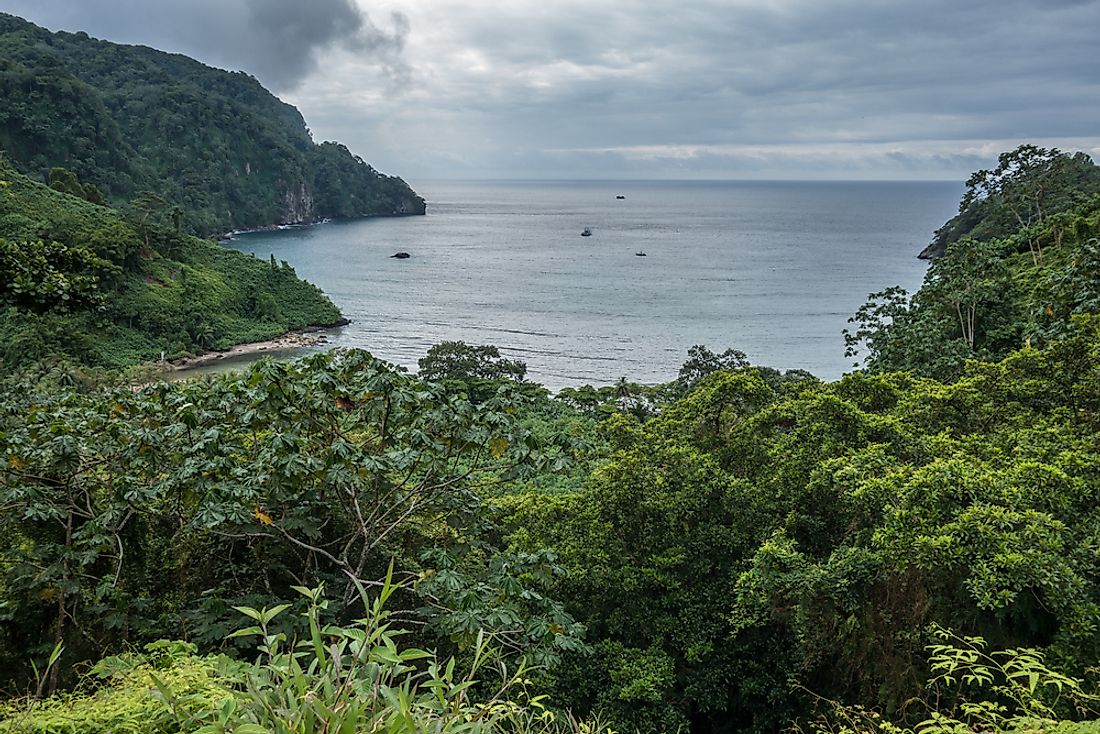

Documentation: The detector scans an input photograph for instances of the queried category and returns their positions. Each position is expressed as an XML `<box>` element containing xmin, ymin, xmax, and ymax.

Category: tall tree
<box><xmin>961</xmin><ymin>146</ymin><xmax>1077</xmax><ymax>263</ymax></box>
<box><xmin>928</xmin><ymin>236</ymin><xmax>1007</xmax><ymax>351</ymax></box>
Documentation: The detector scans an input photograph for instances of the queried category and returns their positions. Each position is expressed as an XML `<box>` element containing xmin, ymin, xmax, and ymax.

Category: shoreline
<box><xmin>216</xmin><ymin>210</ymin><xmax>426</xmax><ymax>242</ymax></box>
<box><xmin>218</xmin><ymin>219</ymin><xmax>331</xmax><ymax>242</ymax></box>
<box><xmin>168</xmin><ymin>324</ymin><xmax>345</xmax><ymax>372</ymax></box>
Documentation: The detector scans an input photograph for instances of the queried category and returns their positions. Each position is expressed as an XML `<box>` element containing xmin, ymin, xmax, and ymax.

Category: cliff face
<box><xmin>283</xmin><ymin>182</ymin><xmax>315</xmax><ymax>224</ymax></box>
<box><xmin>394</xmin><ymin>196</ymin><xmax>428</xmax><ymax>215</ymax></box>
<box><xmin>0</xmin><ymin>13</ymin><xmax>425</xmax><ymax>236</ymax></box>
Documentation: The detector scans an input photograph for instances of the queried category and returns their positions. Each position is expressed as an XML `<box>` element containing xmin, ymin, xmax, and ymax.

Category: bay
<box><xmin>227</xmin><ymin>180</ymin><xmax>960</xmax><ymax>390</ymax></box>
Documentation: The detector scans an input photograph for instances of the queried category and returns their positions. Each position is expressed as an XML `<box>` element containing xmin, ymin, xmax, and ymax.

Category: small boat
<box><xmin>616</xmin><ymin>195</ymin><xmax>626</xmax><ymax>200</ymax></box>
<box><xmin>390</xmin><ymin>252</ymin><xmax>411</xmax><ymax>259</ymax></box>
<box><xmin>581</xmin><ymin>228</ymin><xmax>592</xmax><ymax>237</ymax></box>
<box><xmin>635</xmin><ymin>251</ymin><xmax>647</xmax><ymax>257</ymax></box>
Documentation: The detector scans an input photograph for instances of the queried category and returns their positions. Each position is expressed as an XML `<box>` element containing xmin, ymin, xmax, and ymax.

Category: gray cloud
<box><xmin>240</xmin><ymin>0</ymin><xmax>410</xmax><ymax>89</ymax></box>
<box><xmin>3</xmin><ymin>0</ymin><xmax>1099</xmax><ymax>179</ymax></box>
<box><xmin>0</xmin><ymin>0</ymin><xmax>410</xmax><ymax>90</ymax></box>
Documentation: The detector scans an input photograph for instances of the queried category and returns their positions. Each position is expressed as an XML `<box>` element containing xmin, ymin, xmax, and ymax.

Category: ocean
<box><xmin>226</xmin><ymin>179</ymin><xmax>960</xmax><ymax>390</ymax></box>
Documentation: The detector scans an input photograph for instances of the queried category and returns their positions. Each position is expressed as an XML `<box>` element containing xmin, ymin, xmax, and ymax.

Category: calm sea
<box><xmin>226</xmin><ymin>180</ymin><xmax>959</xmax><ymax>389</ymax></box>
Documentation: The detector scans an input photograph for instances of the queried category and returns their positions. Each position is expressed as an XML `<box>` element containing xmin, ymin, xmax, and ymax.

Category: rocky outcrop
<box><xmin>917</xmin><ymin>241</ymin><xmax>945</xmax><ymax>260</ymax></box>
<box><xmin>394</xmin><ymin>197</ymin><xmax>427</xmax><ymax>215</ymax></box>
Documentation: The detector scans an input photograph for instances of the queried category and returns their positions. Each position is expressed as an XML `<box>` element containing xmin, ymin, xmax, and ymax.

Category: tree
<box><xmin>127</xmin><ymin>190</ymin><xmax>171</xmax><ymax>248</ymax></box>
<box><xmin>47</xmin><ymin>167</ymin><xmax>106</xmax><ymax>206</ymax></box>
<box><xmin>80</xmin><ymin>182</ymin><xmax>106</xmax><ymax>205</ymax></box>
<box><xmin>928</xmin><ymin>236</ymin><xmax>1007</xmax><ymax>351</ymax></box>
<box><xmin>677</xmin><ymin>344</ymin><xmax>749</xmax><ymax>391</ymax></box>
<box><xmin>418</xmin><ymin>341</ymin><xmax>527</xmax><ymax>387</ymax></box>
<box><xmin>47</xmin><ymin>167</ymin><xmax>83</xmax><ymax>198</ymax></box>
<box><xmin>843</xmin><ymin>286</ymin><xmax>912</xmax><ymax>369</ymax></box>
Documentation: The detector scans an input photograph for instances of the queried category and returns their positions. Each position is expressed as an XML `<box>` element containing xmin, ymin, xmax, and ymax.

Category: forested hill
<box><xmin>0</xmin><ymin>157</ymin><xmax>343</xmax><ymax>372</ymax></box>
<box><xmin>917</xmin><ymin>145</ymin><xmax>1100</xmax><ymax>260</ymax></box>
<box><xmin>0</xmin><ymin>13</ymin><xmax>425</xmax><ymax>236</ymax></box>
<box><xmin>846</xmin><ymin>145</ymin><xmax>1100</xmax><ymax>381</ymax></box>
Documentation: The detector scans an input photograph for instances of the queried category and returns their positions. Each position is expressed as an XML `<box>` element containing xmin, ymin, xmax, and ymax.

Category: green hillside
<box><xmin>918</xmin><ymin>145</ymin><xmax>1100</xmax><ymax>259</ymax></box>
<box><xmin>0</xmin><ymin>159</ymin><xmax>342</xmax><ymax>372</ymax></box>
<box><xmin>846</xmin><ymin>146</ymin><xmax>1100</xmax><ymax>380</ymax></box>
<box><xmin>0</xmin><ymin>13</ymin><xmax>425</xmax><ymax>236</ymax></box>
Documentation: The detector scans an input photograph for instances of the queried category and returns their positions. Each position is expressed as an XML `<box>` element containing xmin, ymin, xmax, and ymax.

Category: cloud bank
<box><xmin>5</xmin><ymin>0</ymin><xmax>1100</xmax><ymax>179</ymax></box>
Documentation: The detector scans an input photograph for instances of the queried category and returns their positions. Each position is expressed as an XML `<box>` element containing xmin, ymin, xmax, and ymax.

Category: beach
<box><xmin>169</xmin><ymin>327</ymin><xmax>334</xmax><ymax>372</ymax></box>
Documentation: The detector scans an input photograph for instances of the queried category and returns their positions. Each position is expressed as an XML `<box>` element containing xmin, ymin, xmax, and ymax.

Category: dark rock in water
<box><xmin>391</xmin><ymin>252</ymin><xmax>411</xmax><ymax>259</ymax></box>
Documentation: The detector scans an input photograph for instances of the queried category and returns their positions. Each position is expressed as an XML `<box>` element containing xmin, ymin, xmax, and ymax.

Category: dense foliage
<box><xmin>845</xmin><ymin>146</ymin><xmax>1100</xmax><ymax>380</ymax></box>
<box><xmin>0</xmin><ymin>583</ymin><xmax>606</xmax><ymax>734</ymax></box>
<box><xmin>4</xmin><ymin>146</ymin><xmax>1100</xmax><ymax>734</ymax></box>
<box><xmin>917</xmin><ymin>145</ymin><xmax>1100</xmax><ymax>260</ymax></box>
<box><xmin>501</xmin><ymin>321</ymin><xmax>1100</xmax><ymax>731</ymax></box>
<box><xmin>0</xmin><ymin>13</ymin><xmax>425</xmax><ymax>236</ymax></box>
<box><xmin>0</xmin><ymin>159</ymin><xmax>342</xmax><ymax>372</ymax></box>
<box><xmin>0</xmin><ymin>350</ymin><xmax>590</xmax><ymax>696</ymax></box>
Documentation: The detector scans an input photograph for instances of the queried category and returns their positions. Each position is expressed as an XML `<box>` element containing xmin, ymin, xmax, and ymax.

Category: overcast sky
<box><xmin>5</xmin><ymin>0</ymin><xmax>1100</xmax><ymax>182</ymax></box>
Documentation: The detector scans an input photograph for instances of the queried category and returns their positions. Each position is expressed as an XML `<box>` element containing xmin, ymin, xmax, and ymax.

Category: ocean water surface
<box><xmin>227</xmin><ymin>180</ymin><xmax>959</xmax><ymax>389</ymax></box>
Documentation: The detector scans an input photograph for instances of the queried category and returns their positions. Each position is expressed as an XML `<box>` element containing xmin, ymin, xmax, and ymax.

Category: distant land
<box><xmin>0</xmin><ymin>12</ymin><xmax>425</xmax><ymax>237</ymax></box>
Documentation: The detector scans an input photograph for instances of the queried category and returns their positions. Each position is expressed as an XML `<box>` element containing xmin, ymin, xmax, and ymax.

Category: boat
<box><xmin>390</xmin><ymin>251</ymin><xmax>411</xmax><ymax>259</ymax></box>
<box><xmin>581</xmin><ymin>228</ymin><xmax>592</xmax><ymax>237</ymax></box>
<box><xmin>635</xmin><ymin>251</ymin><xmax>647</xmax><ymax>257</ymax></box>
<box><xmin>616</xmin><ymin>195</ymin><xmax>626</xmax><ymax>200</ymax></box>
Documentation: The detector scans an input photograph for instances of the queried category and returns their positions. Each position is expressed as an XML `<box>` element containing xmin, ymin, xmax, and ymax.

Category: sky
<box><xmin>4</xmin><ymin>0</ymin><xmax>1100</xmax><ymax>182</ymax></box>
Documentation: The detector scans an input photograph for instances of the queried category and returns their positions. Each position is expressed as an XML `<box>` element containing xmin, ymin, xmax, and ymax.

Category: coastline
<box><xmin>216</xmin><ymin>210</ymin><xmax>428</xmax><ymax>243</ymax></box>
<box><xmin>218</xmin><ymin>219</ymin><xmax>330</xmax><ymax>242</ymax></box>
<box><xmin>168</xmin><ymin>324</ymin><xmax>345</xmax><ymax>372</ymax></box>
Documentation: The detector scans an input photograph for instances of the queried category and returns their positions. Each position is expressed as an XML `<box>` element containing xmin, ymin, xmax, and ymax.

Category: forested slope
<box><xmin>846</xmin><ymin>146</ymin><xmax>1100</xmax><ymax>380</ymax></box>
<box><xmin>0</xmin><ymin>159</ymin><xmax>342</xmax><ymax>372</ymax></box>
<box><xmin>0</xmin><ymin>13</ymin><xmax>425</xmax><ymax>236</ymax></box>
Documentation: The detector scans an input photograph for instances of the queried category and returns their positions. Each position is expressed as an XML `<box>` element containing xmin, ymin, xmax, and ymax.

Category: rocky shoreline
<box><xmin>216</xmin><ymin>210</ymin><xmax>427</xmax><ymax>243</ymax></box>
<box><xmin>217</xmin><ymin>220</ymin><xmax>326</xmax><ymax>242</ymax></box>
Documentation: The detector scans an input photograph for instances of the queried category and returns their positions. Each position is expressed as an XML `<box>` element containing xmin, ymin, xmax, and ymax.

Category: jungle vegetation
<box><xmin>2</xmin><ymin>147</ymin><xmax>1100</xmax><ymax>733</ymax></box>
<box><xmin>0</xmin><ymin>157</ymin><xmax>342</xmax><ymax>372</ymax></box>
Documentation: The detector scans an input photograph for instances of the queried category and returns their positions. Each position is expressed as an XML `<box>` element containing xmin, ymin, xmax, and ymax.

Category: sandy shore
<box><xmin>169</xmin><ymin>327</ymin><xmax>334</xmax><ymax>371</ymax></box>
